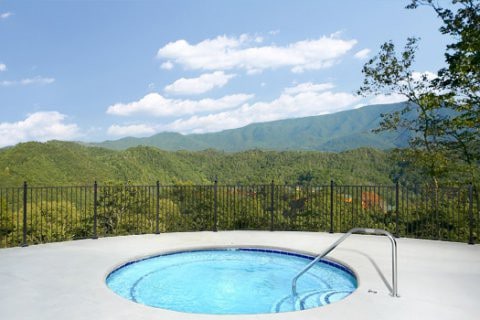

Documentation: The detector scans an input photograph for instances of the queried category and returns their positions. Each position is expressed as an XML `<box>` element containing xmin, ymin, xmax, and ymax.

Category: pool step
<box><xmin>272</xmin><ymin>289</ymin><xmax>353</xmax><ymax>312</ymax></box>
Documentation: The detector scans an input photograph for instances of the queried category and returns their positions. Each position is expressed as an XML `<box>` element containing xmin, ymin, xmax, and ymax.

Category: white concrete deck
<box><xmin>0</xmin><ymin>231</ymin><xmax>479</xmax><ymax>320</ymax></box>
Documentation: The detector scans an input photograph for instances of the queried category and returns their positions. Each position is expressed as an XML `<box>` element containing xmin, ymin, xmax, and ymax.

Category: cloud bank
<box><xmin>163</xmin><ymin>87</ymin><xmax>360</xmax><ymax>134</ymax></box>
<box><xmin>157</xmin><ymin>33</ymin><xmax>357</xmax><ymax>73</ymax></box>
<box><xmin>0</xmin><ymin>112</ymin><xmax>80</xmax><ymax>148</ymax></box>
<box><xmin>107</xmin><ymin>82</ymin><xmax>360</xmax><ymax>136</ymax></box>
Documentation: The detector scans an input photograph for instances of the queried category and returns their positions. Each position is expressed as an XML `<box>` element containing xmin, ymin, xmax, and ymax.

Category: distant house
<box><xmin>361</xmin><ymin>191</ymin><xmax>386</xmax><ymax>212</ymax></box>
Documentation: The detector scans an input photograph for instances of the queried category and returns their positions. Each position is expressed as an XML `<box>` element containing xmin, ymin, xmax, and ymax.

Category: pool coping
<box><xmin>1</xmin><ymin>231</ymin><xmax>479</xmax><ymax>320</ymax></box>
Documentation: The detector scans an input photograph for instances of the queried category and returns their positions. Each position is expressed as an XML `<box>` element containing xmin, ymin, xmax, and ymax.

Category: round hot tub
<box><xmin>106</xmin><ymin>248</ymin><xmax>357</xmax><ymax>314</ymax></box>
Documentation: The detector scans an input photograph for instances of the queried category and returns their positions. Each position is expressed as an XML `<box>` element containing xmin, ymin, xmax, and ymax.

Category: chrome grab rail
<box><xmin>291</xmin><ymin>228</ymin><xmax>399</xmax><ymax>297</ymax></box>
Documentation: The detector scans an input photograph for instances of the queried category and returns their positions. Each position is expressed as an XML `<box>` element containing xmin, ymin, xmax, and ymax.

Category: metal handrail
<box><xmin>291</xmin><ymin>228</ymin><xmax>399</xmax><ymax>297</ymax></box>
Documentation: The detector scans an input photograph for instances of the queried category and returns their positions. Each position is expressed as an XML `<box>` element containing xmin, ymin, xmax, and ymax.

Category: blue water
<box><xmin>106</xmin><ymin>248</ymin><xmax>357</xmax><ymax>314</ymax></box>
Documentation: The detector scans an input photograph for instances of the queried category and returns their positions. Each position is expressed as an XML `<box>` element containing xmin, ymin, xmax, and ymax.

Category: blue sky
<box><xmin>0</xmin><ymin>0</ymin><xmax>449</xmax><ymax>147</ymax></box>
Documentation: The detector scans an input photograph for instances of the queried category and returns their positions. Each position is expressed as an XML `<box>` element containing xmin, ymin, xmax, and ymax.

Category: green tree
<box><xmin>358</xmin><ymin>37</ymin><xmax>452</xmax><ymax>187</ymax></box>
<box><xmin>0</xmin><ymin>199</ymin><xmax>15</xmax><ymax>245</ymax></box>
<box><xmin>166</xmin><ymin>186</ymin><xmax>215</xmax><ymax>231</ymax></box>
<box><xmin>358</xmin><ymin>0</ymin><xmax>480</xmax><ymax>186</ymax></box>
<box><xmin>27</xmin><ymin>200</ymin><xmax>79</xmax><ymax>243</ymax></box>
<box><xmin>97</xmin><ymin>183</ymin><xmax>153</xmax><ymax>235</ymax></box>
<box><xmin>408</xmin><ymin>0</ymin><xmax>480</xmax><ymax>183</ymax></box>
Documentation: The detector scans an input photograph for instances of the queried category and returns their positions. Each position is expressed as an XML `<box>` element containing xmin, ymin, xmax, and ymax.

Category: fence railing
<box><xmin>0</xmin><ymin>181</ymin><xmax>478</xmax><ymax>248</ymax></box>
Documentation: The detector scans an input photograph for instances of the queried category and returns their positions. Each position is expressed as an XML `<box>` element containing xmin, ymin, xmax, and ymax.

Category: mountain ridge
<box><xmin>94</xmin><ymin>102</ymin><xmax>408</xmax><ymax>152</ymax></box>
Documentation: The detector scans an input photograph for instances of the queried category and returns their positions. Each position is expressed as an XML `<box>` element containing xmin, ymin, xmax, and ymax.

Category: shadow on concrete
<box><xmin>339</xmin><ymin>248</ymin><xmax>393</xmax><ymax>295</ymax></box>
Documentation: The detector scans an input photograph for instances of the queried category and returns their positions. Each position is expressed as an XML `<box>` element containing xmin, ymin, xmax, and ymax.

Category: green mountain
<box><xmin>95</xmin><ymin>103</ymin><xmax>408</xmax><ymax>152</ymax></box>
<box><xmin>0</xmin><ymin>141</ymin><xmax>394</xmax><ymax>187</ymax></box>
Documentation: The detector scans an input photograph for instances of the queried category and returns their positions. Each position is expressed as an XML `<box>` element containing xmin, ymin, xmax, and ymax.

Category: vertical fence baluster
<box><xmin>213</xmin><ymin>178</ymin><xmax>218</xmax><ymax>232</ymax></box>
<box><xmin>395</xmin><ymin>181</ymin><xmax>399</xmax><ymax>237</ymax></box>
<box><xmin>22</xmin><ymin>181</ymin><xmax>28</xmax><ymax>247</ymax></box>
<box><xmin>330</xmin><ymin>180</ymin><xmax>334</xmax><ymax>233</ymax></box>
<box><xmin>93</xmin><ymin>181</ymin><xmax>98</xmax><ymax>239</ymax></box>
<box><xmin>270</xmin><ymin>180</ymin><xmax>274</xmax><ymax>231</ymax></box>
<box><xmin>156</xmin><ymin>181</ymin><xmax>160</xmax><ymax>234</ymax></box>
<box><xmin>11</xmin><ymin>188</ymin><xmax>15</xmax><ymax>246</ymax></box>
<box><xmin>468</xmin><ymin>184</ymin><xmax>474</xmax><ymax>245</ymax></box>
<box><xmin>476</xmin><ymin>186</ymin><xmax>479</xmax><ymax>244</ymax></box>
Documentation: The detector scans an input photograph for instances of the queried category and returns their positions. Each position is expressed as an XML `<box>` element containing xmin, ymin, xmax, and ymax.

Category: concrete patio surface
<box><xmin>0</xmin><ymin>231</ymin><xmax>479</xmax><ymax>320</ymax></box>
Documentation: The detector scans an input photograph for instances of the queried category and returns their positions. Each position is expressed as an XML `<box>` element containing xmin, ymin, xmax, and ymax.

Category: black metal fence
<box><xmin>0</xmin><ymin>181</ymin><xmax>478</xmax><ymax>248</ymax></box>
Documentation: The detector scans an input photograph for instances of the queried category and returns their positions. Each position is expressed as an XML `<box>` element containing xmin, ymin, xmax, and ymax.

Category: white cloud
<box><xmin>368</xmin><ymin>93</ymin><xmax>407</xmax><ymax>105</ymax></box>
<box><xmin>164</xmin><ymin>71</ymin><xmax>235</xmax><ymax>95</ymax></box>
<box><xmin>0</xmin><ymin>63</ymin><xmax>6</xmax><ymax>72</ymax></box>
<box><xmin>411</xmin><ymin>71</ymin><xmax>437</xmax><ymax>82</ymax></box>
<box><xmin>157</xmin><ymin>33</ymin><xmax>357</xmax><ymax>73</ymax></box>
<box><xmin>0</xmin><ymin>112</ymin><xmax>80</xmax><ymax>148</ymax></box>
<box><xmin>107</xmin><ymin>124</ymin><xmax>157</xmax><ymax>137</ymax></box>
<box><xmin>106</xmin><ymin>92</ymin><xmax>253</xmax><ymax>117</ymax></box>
<box><xmin>0</xmin><ymin>76</ymin><xmax>55</xmax><ymax>87</ymax></box>
<box><xmin>354</xmin><ymin>48</ymin><xmax>371</xmax><ymax>60</ymax></box>
<box><xmin>1</xmin><ymin>12</ymin><xmax>12</xmax><ymax>19</ymax></box>
<box><xmin>283</xmin><ymin>82</ymin><xmax>335</xmax><ymax>95</ymax></box>
<box><xmin>160</xmin><ymin>61</ymin><xmax>174</xmax><ymax>70</ymax></box>
<box><xmin>161</xmin><ymin>86</ymin><xmax>360</xmax><ymax>134</ymax></box>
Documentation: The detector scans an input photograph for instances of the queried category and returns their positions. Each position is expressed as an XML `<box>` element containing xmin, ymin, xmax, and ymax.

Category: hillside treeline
<box><xmin>0</xmin><ymin>141</ymin><xmax>394</xmax><ymax>187</ymax></box>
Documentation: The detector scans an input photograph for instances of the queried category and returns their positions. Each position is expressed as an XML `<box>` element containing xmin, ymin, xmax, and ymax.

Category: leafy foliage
<box><xmin>359</xmin><ymin>0</ymin><xmax>480</xmax><ymax>186</ymax></box>
<box><xmin>408</xmin><ymin>0</ymin><xmax>480</xmax><ymax>181</ymax></box>
<box><xmin>358</xmin><ymin>38</ymin><xmax>454</xmax><ymax>186</ymax></box>
<box><xmin>97</xmin><ymin>183</ymin><xmax>154</xmax><ymax>235</ymax></box>
<box><xmin>0</xmin><ymin>141</ymin><xmax>395</xmax><ymax>187</ymax></box>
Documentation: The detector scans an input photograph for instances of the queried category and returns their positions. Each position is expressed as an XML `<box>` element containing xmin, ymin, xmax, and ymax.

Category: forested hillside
<box><xmin>0</xmin><ymin>141</ymin><xmax>394</xmax><ymax>187</ymax></box>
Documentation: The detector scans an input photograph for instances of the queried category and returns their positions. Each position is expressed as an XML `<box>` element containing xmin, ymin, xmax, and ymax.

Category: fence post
<box><xmin>270</xmin><ymin>180</ymin><xmax>275</xmax><ymax>231</ymax></box>
<box><xmin>468</xmin><ymin>184</ymin><xmax>474</xmax><ymax>245</ymax></box>
<box><xmin>213</xmin><ymin>178</ymin><xmax>218</xmax><ymax>232</ymax></box>
<box><xmin>93</xmin><ymin>181</ymin><xmax>98</xmax><ymax>239</ymax></box>
<box><xmin>156</xmin><ymin>181</ymin><xmax>160</xmax><ymax>234</ymax></box>
<box><xmin>395</xmin><ymin>181</ymin><xmax>399</xmax><ymax>237</ymax></box>
<box><xmin>330</xmin><ymin>180</ymin><xmax>334</xmax><ymax>233</ymax></box>
<box><xmin>22</xmin><ymin>181</ymin><xmax>28</xmax><ymax>247</ymax></box>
